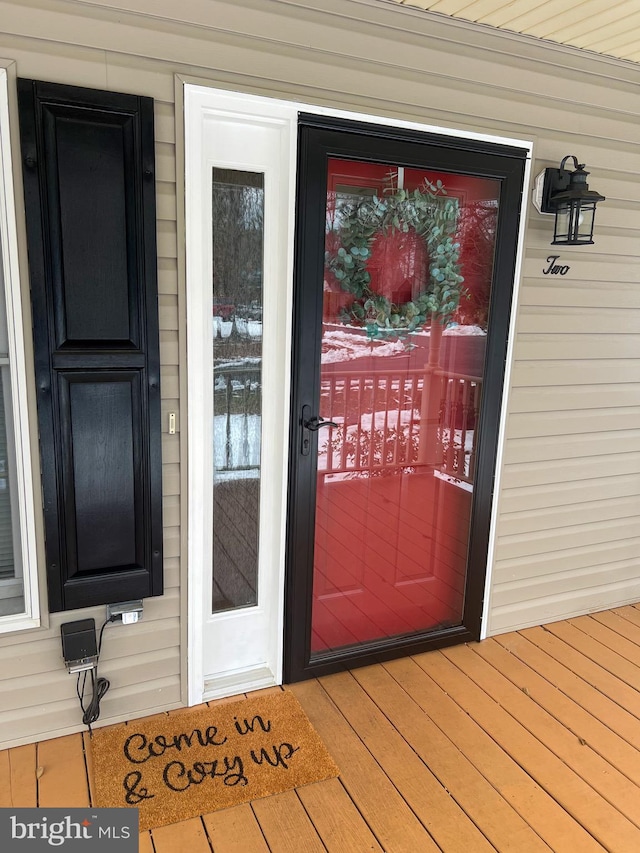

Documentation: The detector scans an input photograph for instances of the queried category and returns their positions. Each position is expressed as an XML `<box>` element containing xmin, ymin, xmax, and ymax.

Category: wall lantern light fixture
<box><xmin>532</xmin><ymin>155</ymin><xmax>605</xmax><ymax>246</ymax></box>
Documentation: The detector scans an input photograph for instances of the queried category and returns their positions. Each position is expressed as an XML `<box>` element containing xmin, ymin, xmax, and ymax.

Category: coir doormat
<box><xmin>90</xmin><ymin>689</ymin><xmax>339</xmax><ymax>831</ymax></box>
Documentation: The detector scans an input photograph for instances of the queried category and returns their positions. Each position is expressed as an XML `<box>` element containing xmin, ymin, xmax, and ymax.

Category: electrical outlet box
<box><xmin>61</xmin><ymin>619</ymin><xmax>98</xmax><ymax>673</ymax></box>
<box><xmin>107</xmin><ymin>599</ymin><xmax>143</xmax><ymax>624</ymax></box>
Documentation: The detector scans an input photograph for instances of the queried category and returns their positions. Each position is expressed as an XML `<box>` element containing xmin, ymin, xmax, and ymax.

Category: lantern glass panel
<box><xmin>576</xmin><ymin>202</ymin><xmax>596</xmax><ymax>243</ymax></box>
<box><xmin>553</xmin><ymin>200</ymin><xmax>596</xmax><ymax>245</ymax></box>
<box><xmin>553</xmin><ymin>203</ymin><xmax>571</xmax><ymax>244</ymax></box>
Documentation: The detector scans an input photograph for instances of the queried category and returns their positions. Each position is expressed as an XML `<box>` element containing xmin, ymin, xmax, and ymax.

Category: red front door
<box><xmin>286</xmin><ymin>117</ymin><xmax>526</xmax><ymax>680</ymax></box>
<box><xmin>312</xmin><ymin>159</ymin><xmax>499</xmax><ymax>651</ymax></box>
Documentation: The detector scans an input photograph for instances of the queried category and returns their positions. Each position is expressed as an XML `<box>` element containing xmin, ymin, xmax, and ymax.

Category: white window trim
<box><xmin>0</xmin><ymin>67</ymin><xmax>40</xmax><ymax>633</ymax></box>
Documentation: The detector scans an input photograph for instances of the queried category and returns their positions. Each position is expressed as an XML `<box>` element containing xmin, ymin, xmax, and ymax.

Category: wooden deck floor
<box><xmin>3</xmin><ymin>606</ymin><xmax>640</xmax><ymax>851</ymax></box>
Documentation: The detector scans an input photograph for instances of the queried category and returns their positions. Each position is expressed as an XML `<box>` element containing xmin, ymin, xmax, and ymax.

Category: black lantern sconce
<box><xmin>532</xmin><ymin>155</ymin><xmax>605</xmax><ymax>246</ymax></box>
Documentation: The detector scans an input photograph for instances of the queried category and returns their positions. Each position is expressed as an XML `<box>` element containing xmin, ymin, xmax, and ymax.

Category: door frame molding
<box><xmin>184</xmin><ymin>85</ymin><xmax>298</xmax><ymax>705</ymax></box>
<box><xmin>183</xmin><ymin>81</ymin><xmax>532</xmax><ymax>703</ymax></box>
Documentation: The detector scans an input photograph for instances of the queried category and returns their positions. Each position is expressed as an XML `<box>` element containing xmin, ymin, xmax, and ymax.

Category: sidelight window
<box><xmin>212</xmin><ymin>168</ymin><xmax>264</xmax><ymax>613</ymax></box>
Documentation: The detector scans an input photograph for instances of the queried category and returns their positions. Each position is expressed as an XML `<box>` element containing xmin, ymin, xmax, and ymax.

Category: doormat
<box><xmin>90</xmin><ymin>690</ymin><xmax>339</xmax><ymax>831</ymax></box>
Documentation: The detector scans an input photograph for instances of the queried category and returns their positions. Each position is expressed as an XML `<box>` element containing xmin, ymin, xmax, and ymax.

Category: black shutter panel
<box><xmin>18</xmin><ymin>79</ymin><xmax>163</xmax><ymax>612</ymax></box>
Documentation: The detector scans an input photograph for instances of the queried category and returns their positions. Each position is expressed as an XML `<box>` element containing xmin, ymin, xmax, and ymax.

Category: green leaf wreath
<box><xmin>325</xmin><ymin>178</ymin><xmax>465</xmax><ymax>341</ymax></box>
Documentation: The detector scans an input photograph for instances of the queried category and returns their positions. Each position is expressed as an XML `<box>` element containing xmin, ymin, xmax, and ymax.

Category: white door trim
<box><xmin>184</xmin><ymin>82</ymin><xmax>533</xmax><ymax>703</ymax></box>
<box><xmin>184</xmin><ymin>86</ymin><xmax>298</xmax><ymax>705</ymax></box>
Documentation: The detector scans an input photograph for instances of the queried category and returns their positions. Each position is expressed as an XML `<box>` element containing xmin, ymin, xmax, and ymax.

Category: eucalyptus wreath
<box><xmin>325</xmin><ymin>178</ymin><xmax>465</xmax><ymax>341</ymax></box>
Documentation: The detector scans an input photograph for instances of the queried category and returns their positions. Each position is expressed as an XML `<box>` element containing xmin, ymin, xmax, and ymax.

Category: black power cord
<box><xmin>76</xmin><ymin>617</ymin><xmax>111</xmax><ymax>733</ymax></box>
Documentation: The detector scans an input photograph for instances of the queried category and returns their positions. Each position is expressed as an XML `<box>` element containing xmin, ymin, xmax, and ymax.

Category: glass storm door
<box><xmin>285</xmin><ymin>117</ymin><xmax>526</xmax><ymax>681</ymax></box>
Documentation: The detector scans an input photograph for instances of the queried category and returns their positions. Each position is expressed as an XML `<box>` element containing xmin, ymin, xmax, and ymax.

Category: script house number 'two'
<box><xmin>543</xmin><ymin>255</ymin><xmax>570</xmax><ymax>276</ymax></box>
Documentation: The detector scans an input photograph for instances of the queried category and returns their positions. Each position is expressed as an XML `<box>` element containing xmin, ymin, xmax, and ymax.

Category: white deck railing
<box><xmin>318</xmin><ymin>367</ymin><xmax>481</xmax><ymax>484</ymax></box>
<box><xmin>213</xmin><ymin>363</ymin><xmax>482</xmax><ymax>484</ymax></box>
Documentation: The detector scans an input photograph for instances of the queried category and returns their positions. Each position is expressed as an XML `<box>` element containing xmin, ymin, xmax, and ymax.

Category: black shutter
<box><xmin>18</xmin><ymin>79</ymin><xmax>163</xmax><ymax>612</ymax></box>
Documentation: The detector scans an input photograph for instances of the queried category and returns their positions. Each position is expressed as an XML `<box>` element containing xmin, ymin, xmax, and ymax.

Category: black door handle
<box><xmin>304</xmin><ymin>416</ymin><xmax>338</xmax><ymax>431</ymax></box>
<box><xmin>301</xmin><ymin>405</ymin><xmax>338</xmax><ymax>456</ymax></box>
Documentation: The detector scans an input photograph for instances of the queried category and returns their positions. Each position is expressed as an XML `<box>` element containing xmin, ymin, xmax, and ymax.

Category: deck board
<box><xmin>9</xmin><ymin>744</ymin><xmax>38</xmax><ymax>807</ymax></box>
<box><xmin>3</xmin><ymin>608</ymin><xmax>640</xmax><ymax>851</ymax></box>
<box><xmin>544</xmin><ymin>620</ymin><xmax>640</xmax><ymax>693</ymax></box>
<box><xmin>320</xmin><ymin>669</ymin><xmax>502</xmax><ymax>853</ymax></box>
<box><xmin>350</xmin><ymin>663</ymin><xmax>535</xmax><ymax>853</ymax></box>
<box><xmin>251</xmin><ymin>789</ymin><xmax>326</xmax><ymax>853</ymax></box>
<box><xmin>202</xmin><ymin>803</ymin><xmax>270</xmax><ymax>853</ymax></box>
<box><xmin>0</xmin><ymin>749</ymin><xmax>10</xmax><ymax>807</ymax></box>
<box><xmin>441</xmin><ymin>643</ymin><xmax>640</xmax><ymax>826</ymax></box>
<box><xmin>476</xmin><ymin>637</ymin><xmax>640</xmax><ymax>785</ymax></box>
<box><xmin>296</xmin><ymin>778</ymin><xmax>384</xmax><ymax>853</ymax></box>
<box><xmin>384</xmin><ymin>655</ymin><xmax>601</xmax><ymax>852</ymax></box>
<box><xmin>611</xmin><ymin>604</ymin><xmax>640</xmax><ymax>630</ymax></box>
<box><xmin>417</xmin><ymin>649</ymin><xmax>640</xmax><ymax>852</ymax></box>
<box><xmin>519</xmin><ymin>624</ymin><xmax>640</xmax><ymax>719</ymax></box>
<box><xmin>151</xmin><ymin>817</ymin><xmax>211</xmax><ymax>852</ymax></box>
<box><xmin>591</xmin><ymin>609</ymin><xmax>640</xmax><ymax>644</ymax></box>
<box><xmin>292</xmin><ymin>678</ymin><xmax>439</xmax><ymax>853</ymax></box>
<box><xmin>36</xmin><ymin>733</ymin><xmax>89</xmax><ymax>808</ymax></box>
<box><xmin>568</xmin><ymin>613</ymin><xmax>640</xmax><ymax>663</ymax></box>
<box><xmin>495</xmin><ymin>629</ymin><xmax>640</xmax><ymax>750</ymax></box>
<box><xmin>138</xmin><ymin>831</ymin><xmax>155</xmax><ymax>853</ymax></box>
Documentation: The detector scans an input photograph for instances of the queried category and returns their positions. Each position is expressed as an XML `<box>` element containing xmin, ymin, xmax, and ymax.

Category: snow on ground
<box><xmin>214</xmin><ymin>413</ymin><xmax>261</xmax><ymax>471</ymax></box>
<box><xmin>442</xmin><ymin>324</ymin><xmax>486</xmax><ymax>336</ymax></box>
<box><xmin>320</xmin><ymin>324</ymin><xmax>485</xmax><ymax>364</ymax></box>
<box><xmin>215</xmin><ymin>409</ymin><xmax>474</xmax><ymax>490</ymax></box>
<box><xmin>213</xmin><ymin>316</ymin><xmax>262</xmax><ymax>339</ymax></box>
<box><xmin>321</xmin><ymin>329</ymin><xmax>407</xmax><ymax>363</ymax></box>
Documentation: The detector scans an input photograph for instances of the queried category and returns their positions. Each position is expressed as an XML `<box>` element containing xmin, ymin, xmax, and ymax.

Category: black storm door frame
<box><xmin>285</xmin><ymin>114</ymin><xmax>527</xmax><ymax>682</ymax></box>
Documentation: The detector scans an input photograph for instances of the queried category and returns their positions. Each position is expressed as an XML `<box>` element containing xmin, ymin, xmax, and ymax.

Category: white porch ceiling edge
<box><xmin>385</xmin><ymin>0</ymin><xmax>640</xmax><ymax>64</ymax></box>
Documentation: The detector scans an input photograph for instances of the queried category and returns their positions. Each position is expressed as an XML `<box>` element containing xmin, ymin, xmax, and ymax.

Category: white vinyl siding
<box><xmin>0</xmin><ymin>0</ymin><xmax>637</xmax><ymax>746</ymax></box>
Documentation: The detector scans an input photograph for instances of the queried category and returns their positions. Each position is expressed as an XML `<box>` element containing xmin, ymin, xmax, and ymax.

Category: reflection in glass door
<box><xmin>212</xmin><ymin>168</ymin><xmax>264</xmax><ymax>614</ymax></box>
<box><xmin>286</xmin><ymin>118</ymin><xmax>527</xmax><ymax>681</ymax></box>
<box><xmin>312</xmin><ymin>159</ymin><xmax>499</xmax><ymax>653</ymax></box>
